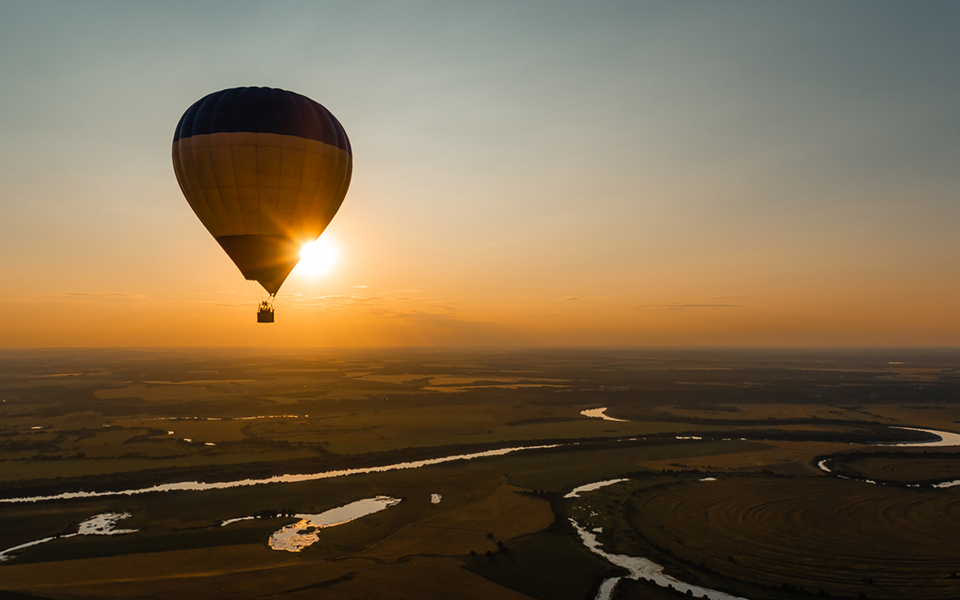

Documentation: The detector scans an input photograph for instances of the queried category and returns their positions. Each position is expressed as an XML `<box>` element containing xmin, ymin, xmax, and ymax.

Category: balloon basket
<box><xmin>257</xmin><ymin>302</ymin><xmax>275</xmax><ymax>323</ymax></box>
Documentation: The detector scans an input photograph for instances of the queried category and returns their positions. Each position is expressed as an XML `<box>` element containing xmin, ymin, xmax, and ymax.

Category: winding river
<box><xmin>9</xmin><ymin>415</ymin><xmax>948</xmax><ymax>505</ymax></box>
<box><xmin>817</xmin><ymin>427</ymin><xmax>960</xmax><ymax>488</ymax></box>
<box><xmin>0</xmin><ymin>443</ymin><xmax>560</xmax><ymax>504</ymax></box>
<box><xmin>569</xmin><ymin>422</ymin><xmax>960</xmax><ymax>600</ymax></box>
<box><xmin>1</xmin><ymin>498</ymin><xmax>405</xmax><ymax>562</ymax></box>
<box><xmin>569</xmin><ymin>479</ymin><xmax>747</xmax><ymax>600</ymax></box>
<box><xmin>885</xmin><ymin>426</ymin><xmax>960</xmax><ymax>448</ymax></box>
<box><xmin>5</xmin><ymin>414</ymin><xmax>957</xmax><ymax>597</ymax></box>
<box><xmin>0</xmin><ymin>512</ymin><xmax>137</xmax><ymax>562</ymax></box>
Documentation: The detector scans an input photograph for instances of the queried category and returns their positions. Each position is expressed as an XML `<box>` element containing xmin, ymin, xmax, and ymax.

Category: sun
<box><xmin>296</xmin><ymin>237</ymin><xmax>339</xmax><ymax>277</ymax></box>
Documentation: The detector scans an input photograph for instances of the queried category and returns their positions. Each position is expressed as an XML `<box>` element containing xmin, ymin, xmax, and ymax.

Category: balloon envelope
<box><xmin>172</xmin><ymin>87</ymin><xmax>352</xmax><ymax>295</ymax></box>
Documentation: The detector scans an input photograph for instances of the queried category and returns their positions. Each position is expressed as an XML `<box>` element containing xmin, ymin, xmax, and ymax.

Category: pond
<box><xmin>266</xmin><ymin>496</ymin><xmax>402</xmax><ymax>552</ymax></box>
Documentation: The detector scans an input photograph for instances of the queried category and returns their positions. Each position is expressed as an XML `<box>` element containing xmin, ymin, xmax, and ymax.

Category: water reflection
<box><xmin>2</xmin><ymin>443</ymin><xmax>560</xmax><ymax>504</ymax></box>
<box><xmin>933</xmin><ymin>480</ymin><xmax>960</xmax><ymax>488</ymax></box>
<box><xmin>818</xmin><ymin>427</ymin><xmax>960</xmax><ymax>487</ymax></box>
<box><xmin>0</xmin><ymin>512</ymin><xmax>137</xmax><ymax>562</ymax></box>
<box><xmin>268</xmin><ymin>496</ymin><xmax>401</xmax><ymax>552</ymax></box>
<box><xmin>564</xmin><ymin>479</ymin><xmax>629</xmax><ymax>499</ymax></box>
<box><xmin>77</xmin><ymin>512</ymin><xmax>137</xmax><ymax>535</ymax></box>
<box><xmin>885</xmin><ymin>427</ymin><xmax>960</xmax><ymax>448</ymax></box>
<box><xmin>568</xmin><ymin>482</ymin><xmax>748</xmax><ymax>600</ymax></box>
<box><xmin>571</xmin><ymin>518</ymin><xmax>748</xmax><ymax>600</ymax></box>
<box><xmin>580</xmin><ymin>408</ymin><xmax>627</xmax><ymax>422</ymax></box>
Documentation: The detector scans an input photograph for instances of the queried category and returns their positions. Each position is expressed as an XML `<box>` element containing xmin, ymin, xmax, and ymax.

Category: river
<box><xmin>885</xmin><ymin>426</ymin><xmax>960</xmax><ymax>447</ymax></box>
<box><xmin>0</xmin><ymin>443</ymin><xmax>560</xmax><ymax>504</ymax></box>
<box><xmin>1</xmin><ymin>498</ymin><xmax>404</xmax><ymax>562</ymax></box>
<box><xmin>817</xmin><ymin>427</ymin><xmax>960</xmax><ymax>488</ymax></box>
<box><xmin>6</xmin><ymin>417</ymin><xmax>957</xmax><ymax>594</ymax></box>
<box><xmin>570</xmin><ymin>425</ymin><xmax>960</xmax><ymax>600</ymax></box>
<box><xmin>0</xmin><ymin>512</ymin><xmax>136</xmax><ymax>562</ymax></box>
<box><xmin>569</xmin><ymin>479</ymin><xmax>748</xmax><ymax>600</ymax></box>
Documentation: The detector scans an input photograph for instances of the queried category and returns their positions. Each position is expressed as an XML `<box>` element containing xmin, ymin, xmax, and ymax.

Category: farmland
<box><xmin>826</xmin><ymin>452</ymin><xmax>960</xmax><ymax>484</ymax></box>
<box><xmin>1</xmin><ymin>348</ymin><xmax>959</xmax><ymax>599</ymax></box>
<box><xmin>568</xmin><ymin>475</ymin><xmax>960</xmax><ymax>599</ymax></box>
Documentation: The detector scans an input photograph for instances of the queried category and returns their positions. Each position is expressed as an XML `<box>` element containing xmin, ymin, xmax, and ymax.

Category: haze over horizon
<box><xmin>1</xmin><ymin>1</ymin><xmax>958</xmax><ymax>348</ymax></box>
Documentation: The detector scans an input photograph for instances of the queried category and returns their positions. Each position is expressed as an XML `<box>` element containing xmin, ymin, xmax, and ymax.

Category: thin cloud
<box><xmin>294</xmin><ymin>294</ymin><xmax>385</xmax><ymax>307</ymax></box>
<box><xmin>51</xmin><ymin>292</ymin><xmax>151</xmax><ymax>301</ymax></box>
<box><xmin>281</xmin><ymin>293</ymin><xmax>461</xmax><ymax>319</ymax></box>
<box><xmin>642</xmin><ymin>303</ymin><xmax>741</xmax><ymax>310</ymax></box>
<box><xmin>556</xmin><ymin>296</ymin><xmax>610</xmax><ymax>302</ymax></box>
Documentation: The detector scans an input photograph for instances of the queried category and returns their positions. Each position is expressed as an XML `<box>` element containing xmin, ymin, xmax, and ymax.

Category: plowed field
<box><xmin>620</xmin><ymin>477</ymin><xmax>960</xmax><ymax>599</ymax></box>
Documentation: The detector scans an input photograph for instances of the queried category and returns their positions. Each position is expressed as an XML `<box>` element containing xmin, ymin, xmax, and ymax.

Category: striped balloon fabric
<box><xmin>173</xmin><ymin>87</ymin><xmax>352</xmax><ymax>296</ymax></box>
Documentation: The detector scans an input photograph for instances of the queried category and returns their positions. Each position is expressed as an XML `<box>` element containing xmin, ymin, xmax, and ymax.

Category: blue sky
<box><xmin>1</xmin><ymin>1</ymin><xmax>958</xmax><ymax>346</ymax></box>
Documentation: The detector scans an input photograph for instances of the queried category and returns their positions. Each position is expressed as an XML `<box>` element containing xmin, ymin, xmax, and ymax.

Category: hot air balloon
<box><xmin>172</xmin><ymin>87</ymin><xmax>352</xmax><ymax>322</ymax></box>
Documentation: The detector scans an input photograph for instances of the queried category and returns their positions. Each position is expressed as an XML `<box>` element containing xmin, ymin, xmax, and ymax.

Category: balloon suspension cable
<box><xmin>274</xmin><ymin>270</ymin><xmax>309</xmax><ymax>309</ymax></box>
<box><xmin>245</xmin><ymin>279</ymin><xmax>264</xmax><ymax>304</ymax></box>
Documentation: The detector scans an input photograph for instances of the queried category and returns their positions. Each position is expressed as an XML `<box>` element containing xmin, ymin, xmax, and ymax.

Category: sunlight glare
<box><xmin>297</xmin><ymin>237</ymin><xmax>339</xmax><ymax>278</ymax></box>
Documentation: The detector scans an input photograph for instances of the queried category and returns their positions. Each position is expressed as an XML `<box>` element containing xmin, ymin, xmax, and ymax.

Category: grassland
<box><xmin>2</xmin><ymin>348</ymin><xmax>960</xmax><ymax>599</ymax></box>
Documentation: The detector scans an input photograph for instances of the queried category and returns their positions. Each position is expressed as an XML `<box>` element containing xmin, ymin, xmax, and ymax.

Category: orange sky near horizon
<box><xmin>1</xmin><ymin>2</ymin><xmax>958</xmax><ymax>348</ymax></box>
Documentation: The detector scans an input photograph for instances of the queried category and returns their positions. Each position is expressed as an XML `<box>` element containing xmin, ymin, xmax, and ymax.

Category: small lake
<box><xmin>267</xmin><ymin>496</ymin><xmax>402</xmax><ymax>552</ymax></box>
<box><xmin>580</xmin><ymin>408</ymin><xmax>627</xmax><ymax>422</ymax></box>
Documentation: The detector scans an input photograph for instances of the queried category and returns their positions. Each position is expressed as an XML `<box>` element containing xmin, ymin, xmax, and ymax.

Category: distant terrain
<box><xmin>1</xmin><ymin>348</ymin><xmax>958</xmax><ymax>599</ymax></box>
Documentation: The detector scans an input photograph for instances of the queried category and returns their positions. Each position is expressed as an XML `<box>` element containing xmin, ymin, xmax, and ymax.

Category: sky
<box><xmin>1</xmin><ymin>1</ymin><xmax>958</xmax><ymax>348</ymax></box>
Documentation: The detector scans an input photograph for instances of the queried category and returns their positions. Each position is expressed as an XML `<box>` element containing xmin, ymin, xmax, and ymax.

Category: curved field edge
<box><xmin>816</xmin><ymin>450</ymin><xmax>960</xmax><ymax>485</ymax></box>
<box><xmin>567</xmin><ymin>475</ymin><xmax>960</xmax><ymax>600</ymax></box>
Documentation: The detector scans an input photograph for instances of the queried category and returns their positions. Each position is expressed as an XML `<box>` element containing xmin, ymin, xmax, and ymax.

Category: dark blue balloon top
<box><xmin>174</xmin><ymin>87</ymin><xmax>351</xmax><ymax>155</ymax></box>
